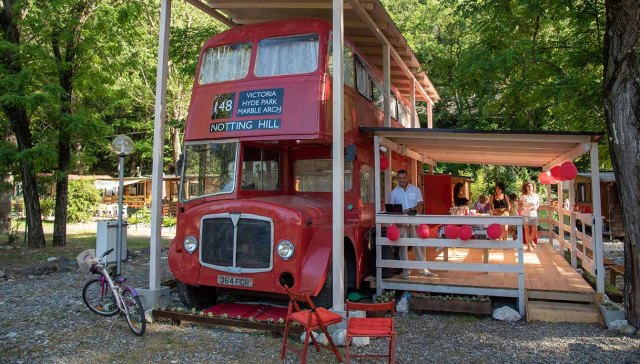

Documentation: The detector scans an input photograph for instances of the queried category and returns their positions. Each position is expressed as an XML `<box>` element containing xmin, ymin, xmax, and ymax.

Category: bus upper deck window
<box><xmin>199</xmin><ymin>43</ymin><xmax>252</xmax><ymax>84</ymax></box>
<box><xmin>255</xmin><ymin>34</ymin><xmax>319</xmax><ymax>77</ymax></box>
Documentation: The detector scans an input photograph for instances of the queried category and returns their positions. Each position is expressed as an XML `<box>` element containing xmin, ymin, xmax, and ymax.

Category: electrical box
<box><xmin>96</xmin><ymin>221</ymin><xmax>128</xmax><ymax>264</ymax></box>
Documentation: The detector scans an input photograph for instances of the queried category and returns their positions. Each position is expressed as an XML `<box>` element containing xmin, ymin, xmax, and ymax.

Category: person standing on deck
<box><xmin>520</xmin><ymin>181</ymin><xmax>540</xmax><ymax>250</ymax></box>
<box><xmin>390</xmin><ymin>169</ymin><xmax>436</xmax><ymax>279</ymax></box>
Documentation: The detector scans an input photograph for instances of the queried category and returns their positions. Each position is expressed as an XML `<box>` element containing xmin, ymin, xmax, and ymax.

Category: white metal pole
<box><xmin>331</xmin><ymin>0</ymin><xmax>345</xmax><ymax>311</ymax></box>
<box><xmin>374</xmin><ymin>136</ymin><xmax>382</xmax><ymax>296</ymax></box>
<box><xmin>590</xmin><ymin>143</ymin><xmax>604</xmax><ymax>293</ymax></box>
<box><xmin>116</xmin><ymin>154</ymin><xmax>125</xmax><ymax>276</ymax></box>
<box><xmin>149</xmin><ymin>0</ymin><xmax>171</xmax><ymax>292</ymax></box>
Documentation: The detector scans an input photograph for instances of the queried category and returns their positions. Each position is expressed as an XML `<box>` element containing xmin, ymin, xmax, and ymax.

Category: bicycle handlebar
<box><xmin>100</xmin><ymin>248</ymin><xmax>114</xmax><ymax>259</ymax></box>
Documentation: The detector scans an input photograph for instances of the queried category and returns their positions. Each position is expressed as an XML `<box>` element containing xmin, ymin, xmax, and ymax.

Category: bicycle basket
<box><xmin>76</xmin><ymin>249</ymin><xmax>96</xmax><ymax>274</ymax></box>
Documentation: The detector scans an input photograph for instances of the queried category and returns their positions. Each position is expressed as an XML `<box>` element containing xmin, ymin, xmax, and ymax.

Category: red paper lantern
<box><xmin>458</xmin><ymin>225</ymin><xmax>473</xmax><ymax>241</ymax></box>
<box><xmin>444</xmin><ymin>224</ymin><xmax>459</xmax><ymax>239</ymax></box>
<box><xmin>538</xmin><ymin>171</ymin><xmax>548</xmax><ymax>184</ymax></box>
<box><xmin>487</xmin><ymin>223</ymin><xmax>502</xmax><ymax>240</ymax></box>
<box><xmin>386</xmin><ymin>224</ymin><xmax>400</xmax><ymax>241</ymax></box>
<box><xmin>559</xmin><ymin>161</ymin><xmax>578</xmax><ymax>180</ymax></box>
<box><xmin>547</xmin><ymin>173</ymin><xmax>558</xmax><ymax>184</ymax></box>
<box><xmin>379</xmin><ymin>155</ymin><xmax>389</xmax><ymax>170</ymax></box>
<box><xmin>417</xmin><ymin>224</ymin><xmax>430</xmax><ymax>239</ymax></box>
<box><xmin>550</xmin><ymin>165</ymin><xmax>562</xmax><ymax>180</ymax></box>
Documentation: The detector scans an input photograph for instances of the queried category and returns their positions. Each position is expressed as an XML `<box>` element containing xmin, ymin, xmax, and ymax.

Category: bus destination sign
<box><xmin>210</xmin><ymin>119</ymin><xmax>281</xmax><ymax>133</ymax></box>
<box><xmin>209</xmin><ymin>88</ymin><xmax>284</xmax><ymax>133</ymax></box>
<box><xmin>236</xmin><ymin>88</ymin><xmax>284</xmax><ymax>117</ymax></box>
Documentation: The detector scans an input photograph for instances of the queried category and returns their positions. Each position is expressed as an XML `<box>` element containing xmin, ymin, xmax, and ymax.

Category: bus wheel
<box><xmin>177</xmin><ymin>281</ymin><xmax>218</xmax><ymax>310</ymax></box>
<box><xmin>315</xmin><ymin>254</ymin><xmax>354</xmax><ymax>308</ymax></box>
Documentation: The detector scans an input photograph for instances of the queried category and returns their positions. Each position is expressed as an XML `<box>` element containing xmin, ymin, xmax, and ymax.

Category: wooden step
<box><xmin>526</xmin><ymin>289</ymin><xmax>599</xmax><ymax>323</ymax></box>
<box><xmin>526</xmin><ymin>300</ymin><xmax>599</xmax><ymax>323</ymax></box>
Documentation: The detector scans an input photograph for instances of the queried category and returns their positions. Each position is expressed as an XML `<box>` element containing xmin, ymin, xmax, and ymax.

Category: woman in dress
<box><xmin>520</xmin><ymin>181</ymin><xmax>540</xmax><ymax>250</ymax></box>
<box><xmin>489</xmin><ymin>182</ymin><xmax>511</xmax><ymax>240</ymax></box>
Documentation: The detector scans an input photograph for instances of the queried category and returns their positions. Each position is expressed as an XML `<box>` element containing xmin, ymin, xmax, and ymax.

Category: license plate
<box><xmin>217</xmin><ymin>275</ymin><xmax>253</xmax><ymax>288</ymax></box>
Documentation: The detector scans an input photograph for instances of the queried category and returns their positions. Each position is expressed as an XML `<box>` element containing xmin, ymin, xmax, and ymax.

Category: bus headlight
<box><xmin>277</xmin><ymin>240</ymin><xmax>295</xmax><ymax>260</ymax></box>
<box><xmin>183</xmin><ymin>235</ymin><xmax>198</xmax><ymax>254</ymax></box>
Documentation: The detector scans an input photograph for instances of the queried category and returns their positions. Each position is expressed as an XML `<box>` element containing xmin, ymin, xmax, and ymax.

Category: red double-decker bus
<box><xmin>169</xmin><ymin>18</ymin><xmax>419</xmax><ymax>308</ymax></box>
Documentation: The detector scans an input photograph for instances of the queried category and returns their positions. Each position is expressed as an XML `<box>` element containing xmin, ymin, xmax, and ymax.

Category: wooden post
<box><xmin>410</xmin><ymin>79</ymin><xmax>417</xmax><ymax>128</ymax></box>
<box><xmin>569</xmin><ymin>180</ymin><xmax>577</xmax><ymax>268</ymax></box>
<box><xmin>558</xmin><ymin>180</ymin><xmax>564</xmax><ymax>253</ymax></box>
<box><xmin>517</xmin><ymin>223</ymin><xmax>525</xmax><ymax>316</ymax></box>
<box><xmin>546</xmin><ymin>181</ymin><xmax>552</xmax><ymax>243</ymax></box>
<box><xmin>149</xmin><ymin>0</ymin><xmax>171</xmax><ymax>294</ymax></box>
<box><xmin>590</xmin><ymin>143</ymin><xmax>604</xmax><ymax>293</ymax></box>
<box><xmin>383</xmin><ymin>44</ymin><xmax>391</xmax><ymax>128</ymax></box>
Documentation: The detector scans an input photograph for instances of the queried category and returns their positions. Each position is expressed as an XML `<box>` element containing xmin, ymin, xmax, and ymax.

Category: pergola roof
<box><xmin>362</xmin><ymin>127</ymin><xmax>603</xmax><ymax>169</ymax></box>
<box><xmin>185</xmin><ymin>0</ymin><xmax>439</xmax><ymax>103</ymax></box>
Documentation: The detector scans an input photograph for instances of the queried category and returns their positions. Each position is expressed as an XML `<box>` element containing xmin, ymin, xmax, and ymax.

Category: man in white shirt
<box><xmin>389</xmin><ymin>169</ymin><xmax>436</xmax><ymax>279</ymax></box>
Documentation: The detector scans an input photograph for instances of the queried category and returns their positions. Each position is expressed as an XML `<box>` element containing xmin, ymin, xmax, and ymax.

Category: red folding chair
<box><xmin>281</xmin><ymin>286</ymin><xmax>343</xmax><ymax>363</ymax></box>
<box><xmin>345</xmin><ymin>299</ymin><xmax>396</xmax><ymax>364</ymax></box>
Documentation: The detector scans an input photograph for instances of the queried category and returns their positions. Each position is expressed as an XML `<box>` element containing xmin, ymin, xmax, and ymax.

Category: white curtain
<box><xmin>199</xmin><ymin>43</ymin><xmax>252</xmax><ymax>84</ymax></box>
<box><xmin>255</xmin><ymin>35</ymin><xmax>319</xmax><ymax>77</ymax></box>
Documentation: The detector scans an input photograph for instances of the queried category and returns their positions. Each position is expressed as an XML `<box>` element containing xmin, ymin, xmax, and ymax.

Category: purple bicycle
<box><xmin>78</xmin><ymin>248</ymin><xmax>146</xmax><ymax>336</ymax></box>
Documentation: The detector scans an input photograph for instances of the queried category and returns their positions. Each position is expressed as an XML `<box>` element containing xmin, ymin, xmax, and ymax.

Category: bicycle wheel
<box><xmin>121</xmin><ymin>289</ymin><xmax>146</xmax><ymax>336</ymax></box>
<box><xmin>82</xmin><ymin>278</ymin><xmax>119</xmax><ymax>317</ymax></box>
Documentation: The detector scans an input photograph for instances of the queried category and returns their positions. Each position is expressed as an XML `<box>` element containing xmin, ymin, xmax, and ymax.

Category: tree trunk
<box><xmin>0</xmin><ymin>0</ymin><xmax>46</xmax><ymax>248</ymax></box>
<box><xmin>603</xmin><ymin>0</ymin><xmax>640</xmax><ymax>326</ymax></box>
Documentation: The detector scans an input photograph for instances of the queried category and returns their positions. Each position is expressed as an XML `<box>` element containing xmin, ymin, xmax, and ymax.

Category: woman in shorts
<box><xmin>520</xmin><ymin>181</ymin><xmax>540</xmax><ymax>250</ymax></box>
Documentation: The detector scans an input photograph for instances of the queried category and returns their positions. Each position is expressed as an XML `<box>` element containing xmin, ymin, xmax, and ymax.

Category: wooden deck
<box><xmin>381</xmin><ymin>241</ymin><xmax>594</xmax><ymax>294</ymax></box>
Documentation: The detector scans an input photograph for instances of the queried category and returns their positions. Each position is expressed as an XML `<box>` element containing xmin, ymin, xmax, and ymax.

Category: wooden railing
<box><xmin>540</xmin><ymin>204</ymin><xmax>603</xmax><ymax>292</ymax></box>
<box><xmin>375</xmin><ymin>214</ymin><xmax>525</xmax><ymax>315</ymax></box>
<box><xmin>102</xmin><ymin>195</ymin><xmax>147</xmax><ymax>209</ymax></box>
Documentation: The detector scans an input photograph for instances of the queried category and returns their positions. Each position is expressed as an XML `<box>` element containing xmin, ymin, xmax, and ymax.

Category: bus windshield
<box><xmin>255</xmin><ymin>34</ymin><xmax>319</xmax><ymax>77</ymax></box>
<box><xmin>199</xmin><ymin>43</ymin><xmax>252</xmax><ymax>84</ymax></box>
<box><xmin>181</xmin><ymin>141</ymin><xmax>238</xmax><ymax>201</ymax></box>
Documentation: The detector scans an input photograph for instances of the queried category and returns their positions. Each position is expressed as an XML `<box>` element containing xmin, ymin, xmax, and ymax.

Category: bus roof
<box><xmin>185</xmin><ymin>0</ymin><xmax>439</xmax><ymax>104</ymax></box>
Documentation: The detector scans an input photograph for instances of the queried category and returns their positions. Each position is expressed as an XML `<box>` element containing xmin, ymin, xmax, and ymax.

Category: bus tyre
<box><xmin>177</xmin><ymin>281</ymin><xmax>218</xmax><ymax>310</ymax></box>
<box><xmin>315</xmin><ymin>255</ymin><xmax>354</xmax><ymax>308</ymax></box>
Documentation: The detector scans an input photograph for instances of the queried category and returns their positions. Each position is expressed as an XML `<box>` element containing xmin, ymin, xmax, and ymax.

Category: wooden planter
<box><xmin>410</xmin><ymin>297</ymin><xmax>492</xmax><ymax>315</ymax></box>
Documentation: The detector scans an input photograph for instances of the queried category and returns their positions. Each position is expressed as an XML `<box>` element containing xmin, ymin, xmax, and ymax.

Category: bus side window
<box><xmin>355</xmin><ymin>58</ymin><xmax>372</xmax><ymax>100</ymax></box>
<box><xmin>328</xmin><ymin>38</ymin><xmax>355</xmax><ymax>88</ymax></box>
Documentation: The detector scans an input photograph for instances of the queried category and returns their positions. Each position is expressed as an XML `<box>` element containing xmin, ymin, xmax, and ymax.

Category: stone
<box><xmin>608</xmin><ymin>319</ymin><xmax>628</xmax><ymax>330</ymax></box>
<box><xmin>492</xmin><ymin>306</ymin><xmax>521</xmax><ymax>322</ymax></box>
<box><xmin>144</xmin><ymin>309</ymin><xmax>154</xmax><ymax>323</ymax></box>
<box><xmin>35</xmin><ymin>330</ymin><xmax>45</xmax><ymax>335</ymax></box>
<box><xmin>300</xmin><ymin>331</ymin><xmax>329</xmax><ymax>346</ymax></box>
<box><xmin>33</xmin><ymin>265</ymin><xmax>56</xmax><ymax>276</ymax></box>
<box><xmin>0</xmin><ymin>269</ymin><xmax>5</xmax><ymax>278</ymax></box>
<box><xmin>619</xmin><ymin>324</ymin><xmax>636</xmax><ymax>335</ymax></box>
<box><xmin>330</xmin><ymin>329</ymin><xmax>370</xmax><ymax>347</ymax></box>
<box><xmin>2</xmin><ymin>332</ymin><xmax>17</xmax><ymax>340</ymax></box>
<box><xmin>47</xmin><ymin>257</ymin><xmax>58</xmax><ymax>262</ymax></box>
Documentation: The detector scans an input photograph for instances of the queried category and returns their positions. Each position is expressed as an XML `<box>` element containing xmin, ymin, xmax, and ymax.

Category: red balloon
<box><xmin>386</xmin><ymin>224</ymin><xmax>400</xmax><ymax>241</ymax></box>
<box><xmin>538</xmin><ymin>171</ymin><xmax>548</xmax><ymax>184</ymax></box>
<box><xmin>379</xmin><ymin>155</ymin><xmax>389</xmax><ymax>170</ymax></box>
<box><xmin>559</xmin><ymin>161</ymin><xmax>578</xmax><ymax>180</ymax></box>
<box><xmin>550</xmin><ymin>165</ymin><xmax>562</xmax><ymax>180</ymax></box>
<box><xmin>458</xmin><ymin>225</ymin><xmax>473</xmax><ymax>241</ymax></box>
<box><xmin>417</xmin><ymin>224</ymin><xmax>430</xmax><ymax>239</ymax></box>
<box><xmin>547</xmin><ymin>173</ymin><xmax>558</xmax><ymax>184</ymax></box>
<box><xmin>444</xmin><ymin>224</ymin><xmax>459</xmax><ymax>239</ymax></box>
<box><xmin>487</xmin><ymin>223</ymin><xmax>502</xmax><ymax>240</ymax></box>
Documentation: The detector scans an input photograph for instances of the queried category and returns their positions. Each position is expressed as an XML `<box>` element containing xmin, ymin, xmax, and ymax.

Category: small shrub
<box><xmin>67</xmin><ymin>180</ymin><xmax>102</xmax><ymax>223</ymax></box>
<box><xmin>162</xmin><ymin>216</ymin><xmax>177</xmax><ymax>227</ymax></box>
<box><xmin>40</xmin><ymin>196</ymin><xmax>55</xmax><ymax>218</ymax></box>
<box><xmin>129</xmin><ymin>208</ymin><xmax>151</xmax><ymax>225</ymax></box>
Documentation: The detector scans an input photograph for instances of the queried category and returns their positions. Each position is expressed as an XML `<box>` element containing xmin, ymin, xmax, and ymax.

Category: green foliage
<box><xmin>40</xmin><ymin>196</ymin><xmax>55</xmax><ymax>218</ymax></box>
<box><xmin>129</xmin><ymin>207</ymin><xmax>151</xmax><ymax>225</ymax></box>
<box><xmin>67</xmin><ymin>180</ymin><xmax>101</xmax><ymax>223</ymax></box>
<box><xmin>162</xmin><ymin>215</ymin><xmax>177</xmax><ymax>227</ymax></box>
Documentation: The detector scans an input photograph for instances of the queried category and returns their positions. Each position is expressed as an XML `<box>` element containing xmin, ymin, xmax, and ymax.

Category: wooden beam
<box><xmin>186</xmin><ymin>0</ymin><xmax>237</xmax><ymax>28</ymax></box>
<box><xmin>364</xmin><ymin>51</ymin><xmax>411</xmax><ymax>62</ymax></box>
<box><xmin>232</xmin><ymin>18</ymin><xmax>389</xmax><ymax>29</ymax></box>
<box><xmin>207</xmin><ymin>1</ymin><xmax>374</xmax><ymax>10</ymax></box>
<box><xmin>349</xmin><ymin>35</ymin><xmax>400</xmax><ymax>45</ymax></box>
<box><xmin>359</xmin><ymin>46</ymin><xmax>410</xmax><ymax>54</ymax></box>
<box><xmin>543</xmin><ymin>142</ymin><xmax>591</xmax><ymax>170</ymax></box>
<box><xmin>390</xmin><ymin>137</ymin><xmax>578</xmax><ymax>150</ymax></box>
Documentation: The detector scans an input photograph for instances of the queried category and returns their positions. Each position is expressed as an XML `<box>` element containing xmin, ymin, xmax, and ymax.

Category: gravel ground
<box><xmin>1</xmin><ymin>238</ymin><xmax>639</xmax><ymax>363</ymax></box>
